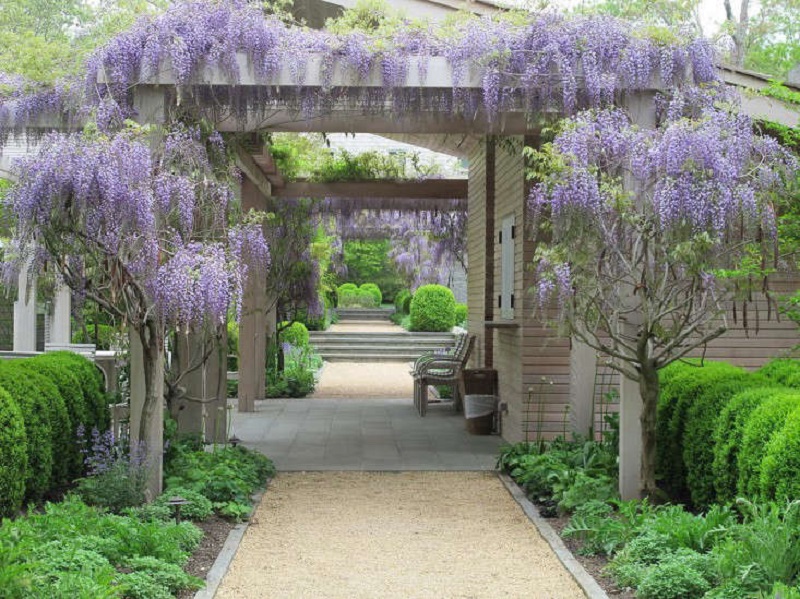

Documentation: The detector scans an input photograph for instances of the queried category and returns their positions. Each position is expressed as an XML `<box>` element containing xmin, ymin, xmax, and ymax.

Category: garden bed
<box><xmin>177</xmin><ymin>515</ymin><xmax>237</xmax><ymax>599</ymax></box>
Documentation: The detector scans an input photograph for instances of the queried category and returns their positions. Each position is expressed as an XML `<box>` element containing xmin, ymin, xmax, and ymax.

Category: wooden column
<box><xmin>13</xmin><ymin>267</ymin><xmax>36</xmax><ymax>352</ymax></box>
<box><xmin>49</xmin><ymin>285</ymin><xmax>72</xmax><ymax>345</ymax></box>
<box><xmin>238</xmin><ymin>177</ymin><xmax>268</xmax><ymax>412</ymax></box>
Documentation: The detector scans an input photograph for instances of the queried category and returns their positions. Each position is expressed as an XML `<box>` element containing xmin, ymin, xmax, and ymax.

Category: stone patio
<box><xmin>229</xmin><ymin>397</ymin><xmax>502</xmax><ymax>471</ymax></box>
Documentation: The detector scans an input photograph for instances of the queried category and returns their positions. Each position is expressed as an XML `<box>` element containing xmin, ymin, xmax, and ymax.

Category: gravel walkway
<box><xmin>216</xmin><ymin>472</ymin><xmax>585</xmax><ymax>599</ymax></box>
<box><xmin>311</xmin><ymin>361</ymin><xmax>414</xmax><ymax>399</ymax></box>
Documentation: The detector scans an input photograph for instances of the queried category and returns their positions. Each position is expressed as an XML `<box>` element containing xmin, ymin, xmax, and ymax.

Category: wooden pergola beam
<box><xmin>272</xmin><ymin>179</ymin><xmax>467</xmax><ymax>199</ymax></box>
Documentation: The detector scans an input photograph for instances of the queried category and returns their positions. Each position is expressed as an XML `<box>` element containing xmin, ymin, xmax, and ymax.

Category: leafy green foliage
<box><xmin>394</xmin><ymin>289</ymin><xmax>412</xmax><ymax>314</ymax></box>
<box><xmin>342</xmin><ymin>240</ymin><xmax>404</xmax><ymax>302</ymax></box>
<box><xmin>0</xmin><ymin>386</ymin><xmax>27</xmax><ymax>517</ymax></box>
<box><xmin>409</xmin><ymin>284</ymin><xmax>456</xmax><ymax>332</ymax></box>
<box><xmin>0</xmin><ymin>496</ymin><xmax>203</xmax><ymax>597</ymax></box>
<box><xmin>165</xmin><ymin>444</ymin><xmax>274</xmax><ymax>518</ymax></box>
<box><xmin>44</xmin><ymin>352</ymin><xmax>110</xmax><ymax>433</ymax></box>
<box><xmin>758</xmin><ymin>359</ymin><xmax>800</xmax><ymax>388</ymax></box>
<box><xmin>636</xmin><ymin>552</ymin><xmax>712</xmax><ymax>599</ymax></box>
<box><xmin>454</xmin><ymin>303</ymin><xmax>467</xmax><ymax>327</ymax></box>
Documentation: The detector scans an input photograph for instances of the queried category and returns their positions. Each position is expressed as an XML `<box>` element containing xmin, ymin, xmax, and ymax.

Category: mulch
<box><xmin>177</xmin><ymin>514</ymin><xmax>237</xmax><ymax>599</ymax></box>
<box><xmin>546</xmin><ymin>514</ymin><xmax>637</xmax><ymax>599</ymax></box>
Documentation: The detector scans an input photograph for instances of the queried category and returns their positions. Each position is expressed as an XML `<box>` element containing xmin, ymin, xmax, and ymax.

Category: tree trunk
<box><xmin>129</xmin><ymin>323</ymin><xmax>165</xmax><ymax>500</ymax></box>
<box><xmin>639</xmin><ymin>360</ymin><xmax>660</xmax><ymax>497</ymax></box>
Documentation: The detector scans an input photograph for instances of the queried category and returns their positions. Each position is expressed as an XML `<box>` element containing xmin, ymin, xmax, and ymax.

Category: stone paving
<box><xmin>230</xmin><ymin>397</ymin><xmax>502</xmax><ymax>471</ymax></box>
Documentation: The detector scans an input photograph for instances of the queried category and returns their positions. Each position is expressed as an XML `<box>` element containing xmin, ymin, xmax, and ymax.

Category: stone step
<box><xmin>313</xmin><ymin>344</ymin><xmax>451</xmax><ymax>354</ymax></box>
<box><xmin>309</xmin><ymin>333</ymin><xmax>454</xmax><ymax>343</ymax></box>
<box><xmin>321</xmin><ymin>352</ymin><xmax>425</xmax><ymax>362</ymax></box>
<box><xmin>335</xmin><ymin>308</ymin><xmax>395</xmax><ymax>321</ymax></box>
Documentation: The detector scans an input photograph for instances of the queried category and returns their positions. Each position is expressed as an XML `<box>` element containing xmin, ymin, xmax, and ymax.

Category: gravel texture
<box><xmin>311</xmin><ymin>361</ymin><xmax>414</xmax><ymax>399</ymax></box>
<box><xmin>216</xmin><ymin>472</ymin><xmax>585</xmax><ymax>599</ymax></box>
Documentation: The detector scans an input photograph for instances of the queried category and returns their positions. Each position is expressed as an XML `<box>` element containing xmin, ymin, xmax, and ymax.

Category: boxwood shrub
<box><xmin>712</xmin><ymin>387</ymin><xmax>785</xmax><ymax>503</ymax></box>
<box><xmin>336</xmin><ymin>283</ymin><xmax>358</xmax><ymax>305</ymax></box>
<box><xmin>359</xmin><ymin>283</ymin><xmax>382</xmax><ymax>306</ymax></box>
<box><xmin>409</xmin><ymin>285</ymin><xmax>456</xmax><ymax>332</ymax></box>
<box><xmin>454</xmin><ymin>303</ymin><xmax>468</xmax><ymax>327</ymax></box>
<box><xmin>682</xmin><ymin>372</ymin><xmax>763</xmax><ymax>508</ymax></box>
<box><xmin>760</xmin><ymin>407</ymin><xmax>800</xmax><ymax>500</ymax></box>
<box><xmin>758</xmin><ymin>358</ymin><xmax>800</xmax><ymax>388</ymax></box>
<box><xmin>0</xmin><ymin>363</ymin><xmax>53</xmax><ymax>502</ymax></box>
<box><xmin>656</xmin><ymin>361</ymin><xmax>746</xmax><ymax>502</ymax></box>
<box><xmin>0</xmin><ymin>386</ymin><xmax>27</xmax><ymax>517</ymax></box>
<box><xmin>279</xmin><ymin>321</ymin><xmax>310</xmax><ymax>348</ymax></box>
<box><xmin>44</xmin><ymin>352</ymin><xmax>109</xmax><ymax>433</ymax></box>
<box><xmin>737</xmin><ymin>391</ymin><xmax>800</xmax><ymax>498</ymax></box>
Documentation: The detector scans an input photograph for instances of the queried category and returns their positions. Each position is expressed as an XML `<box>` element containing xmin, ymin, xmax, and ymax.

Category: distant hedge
<box><xmin>395</xmin><ymin>290</ymin><xmax>412</xmax><ymax>315</ymax></box>
<box><xmin>409</xmin><ymin>285</ymin><xmax>456</xmax><ymax>332</ymax></box>
<box><xmin>359</xmin><ymin>283</ymin><xmax>382</xmax><ymax>306</ymax></box>
<box><xmin>657</xmin><ymin>359</ymin><xmax>800</xmax><ymax>507</ymax></box>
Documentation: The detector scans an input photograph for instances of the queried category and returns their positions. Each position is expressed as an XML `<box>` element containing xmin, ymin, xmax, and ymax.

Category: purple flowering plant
<box><xmin>527</xmin><ymin>100</ymin><xmax>797</xmax><ymax>495</ymax></box>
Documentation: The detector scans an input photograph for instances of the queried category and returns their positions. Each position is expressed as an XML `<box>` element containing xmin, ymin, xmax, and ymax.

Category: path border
<box><xmin>194</xmin><ymin>488</ymin><xmax>266</xmax><ymax>599</ymax></box>
<box><xmin>498</xmin><ymin>473</ymin><xmax>609</xmax><ymax>599</ymax></box>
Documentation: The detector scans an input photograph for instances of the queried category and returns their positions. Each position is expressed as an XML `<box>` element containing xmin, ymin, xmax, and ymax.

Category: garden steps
<box><xmin>335</xmin><ymin>308</ymin><xmax>396</xmax><ymax>321</ymax></box>
<box><xmin>310</xmin><ymin>331</ymin><xmax>456</xmax><ymax>362</ymax></box>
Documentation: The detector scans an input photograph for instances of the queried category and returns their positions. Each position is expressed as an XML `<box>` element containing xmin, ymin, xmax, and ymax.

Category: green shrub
<box><xmin>683</xmin><ymin>372</ymin><xmax>762</xmax><ymax>508</ymax></box>
<box><xmin>42</xmin><ymin>352</ymin><xmax>109</xmax><ymax>433</ymax></box>
<box><xmin>20</xmin><ymin>358</ymin><xmax>87</xmax><ymax>444</ymax></box>
<box><xmin>359</xmin><ymin>283</ymin><xmax>382</xmax><ymax>305</ymax></box>
<box><xmin>454</xmin><ymin>303</ymin><xmax>468</xmax><ymax>327</ymax></box>
<box><xmin>155</xmin><ymin>487</ymin><xmax>214</xmax><ymax>521</ymax></box>
<box><xmin>758</xmin><ymin>358</ymin><xmax>800</xmax><ymax>388</ymax></box>
<box><xmin>713</xmin><ymin>388</ymin><xmax>782</xmax><ymax>503</ymax></box>
<box><xmin>656</xmin><ymin>360</ymin><xmax>747</xmax><ymax>501</ymax></box>
<box><xmin>0</xmin><ymin>387</ymin><xmax>27</xmax><ymax>517</ymax></box>
<box><xmin>402</xmin><ymin>292</ymin><xmax>412</xmax><ymax>314</ymax></box>
<box><xmin>636</xmin><ymin>552</ymin><xmax>712</xmax><ymax>599</ymax></box>
<box><xmin>336</xmin><ymin>283</ymin><xmax>358</xmax><ymax>305</ymax></box>
<box><xmin>121</xmin><ymin>556</ymin><xmax>202</xmax><ymax>597</ymax></box>
<box><xmin>394</xmin><ymin>290</ymin><xmax>411</xmax><ymax>314</ymax></box>
<box><xmin>0</xmin><ymin>365</ymin><xmax>53</xmax><ymax>502</ymax></box>
<box><xmin>737</xmin><ymin>392</ymin><xmax>800</xmax><ymax>498</ymax></box>
<box><xmin>279</xmin><ymin>321</ymin><xmax>310</xmax><ymax>348</ymax></box>
<box><xmin>409</xmin><ymin>285</ymin><xmax>456</xmax><ymax>332</ymax></box>
<box><xmin>760</xmin><ymin>408</ymin><xmax>800</xmax><ymax>500</ymax></box>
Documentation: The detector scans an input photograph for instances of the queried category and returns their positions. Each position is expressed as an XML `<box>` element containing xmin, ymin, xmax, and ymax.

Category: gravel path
<box><xmin>311</xmin><ymin>361</ymin><xmax>414</xmax><ymax>399</ymax></box>
<box><xmin>216</xmin><ymin>472</ymin><xmax>585</xmax><ymax>599</ymax></box>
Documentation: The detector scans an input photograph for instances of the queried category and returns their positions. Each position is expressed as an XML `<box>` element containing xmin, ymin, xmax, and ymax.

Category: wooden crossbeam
<box><xmin>272</xmin><ymin>180</ymin><xmax>468</xmax><ymax>199</ymax></box>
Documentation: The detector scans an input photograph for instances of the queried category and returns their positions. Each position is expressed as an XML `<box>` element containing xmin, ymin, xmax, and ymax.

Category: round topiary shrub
<box><xmin>712</xmin><ymin>387</ymin><xmax>781</xmax><ymax>504</ymax></box>
<box><xmin>737</xmin><ymin>391</ymin><xmax>800</xmax><ymax>498</ymax></box>
<box><xmin>279</xmin><ymin>322</ymin><xmax>310</xmax><ymax>348</ymax></box>
<box><xmin>359</xmin><ymin>283</ymin><xmax>382</xmax><ymax>306</ymax></box>
<box><xmin>454</xmin><ymin>303</ymin><xmax>468</xmax><ymax>327</ymax></box>
<box><xmin>356</xmin><ymin>288</ymin><xmax>377</xmax><ymax>307</ymax></box>
<box><xmin>0</xmin><ymin>363</ymin><xmax>53</xmax><ymax>501</ymax></box>
<box><xmin>0</xmin><ymin>386</ymin><xmax>28</xmax><ymax>517</ymax></box>
<box><xmin>683</xmin><ymin>372</ymin><xmax>762</xmax><ymax>508</ymax></box>
<box><xmin>410</xmin><ymin>285</ymin><xmax>456</xmax><ymax>332</ymax></box>
<box><xmin>759</xmin><ymin>407</ymin><xmax>800</xmax><ymax>500</ymax></box>
<box><xmin>336</xmin><ymin>283</ymin><xmax>358</xmax><ymax>305</ymax></box>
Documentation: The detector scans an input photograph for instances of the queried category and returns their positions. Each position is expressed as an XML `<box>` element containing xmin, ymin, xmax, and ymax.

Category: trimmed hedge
<box><xmin>737</xmin><ymin>391</ymin><xmax>800</xmax><ymax>498</ymax></box>
<box><xmin>409</xmin><ymin>285</ymin><xmax>456</xmax><ymax>332</ymax></box>
<box><xmin>761</xmin><ymin>407</ymin><xmax>800</xmax><ymax>500</ymax></box>
<box><xmin>336</xmin><ymin>283</ymin><xmax>358</xmax><ymax>305</ymax></box>
<box><xmin>44</xmin><ymin>352</ymin><xmax>109</xmax><ymax>433</ymax></box>
<box><xmin>758</xmin><ymin>358</ymin><xmax>800</xmax><ymax>388</ymax></box>
<box><xmin>656</xmin><ymin>361</ymin><xmax>747</xmax><ymax>502</ymax></box>
<box><xmin>359</xmin><ymin>283</ymin><xmax>382</xmax><ymax>306</ymax></box>
<box><xmin>0</xmin><ymin>363</ymin><xmax>53</xmax><ymax>502</ymax></box>
<box><xmin>682</xmin><ymin>373</ymin><xmax>763</xmax><ymax>508</ymax></box>
<box><xmin>712</xmin><ymin>387</ymin><xmax>786</xmax><ymax>503</ymax></box>
<box><xmin>0</xmin><ymin>386</ymin><xmax>27</xmax><ymax>517</ymax></box>
<box><xmin>279</xmin><ymin>321</ymin><xmax>310</xmax><ymax>348</ymax></box>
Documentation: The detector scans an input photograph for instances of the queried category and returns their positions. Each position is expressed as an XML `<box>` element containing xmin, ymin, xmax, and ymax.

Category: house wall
<box><xmin>468</xmin><ymin>136</ymin><xmax>800</xmax><ymax>446</ymax></box>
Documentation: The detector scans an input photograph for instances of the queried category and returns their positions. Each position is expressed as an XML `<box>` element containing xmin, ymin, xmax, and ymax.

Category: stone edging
<box><xmin>498</xmin><ymin>473</ymin><xmax>610</xmax><ymax>599</ymax></box>
<box><xmin>194</xmin><ymin>487</ymin><xmax>267</xmax><ymax>599</ymax></box>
